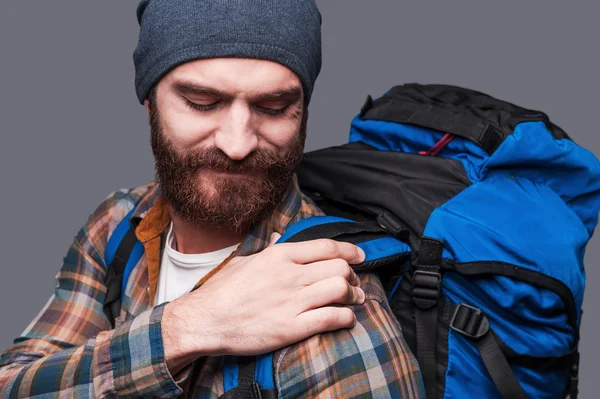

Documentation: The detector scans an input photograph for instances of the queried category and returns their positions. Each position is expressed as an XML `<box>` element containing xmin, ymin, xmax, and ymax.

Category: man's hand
<box><xmin>162</xmin><ymin>234</ymin><xmax>366</xmax><ymax>373</ymax></box>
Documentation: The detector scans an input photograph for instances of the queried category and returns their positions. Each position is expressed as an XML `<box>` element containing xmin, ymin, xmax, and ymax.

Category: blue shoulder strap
<box><xmin>278</xmin><ymin>215</ymin><xmax>411</xmax><ymax>270</ymax></box>
<box><xmin>221</xmin><ymin>215</ymin><xmax>411</xmax><ymax>398</ymax></box>
<box><xmin>221</xmin><ymin>354</ymin><xmax>275</xmax><ymax>399</ymax></box>
<box><xmin>103</xmin><ymin>203</ymin><xmax>145</xmax><ymax>326</ymax></box>
<box><xmin>104</xmin><ymin>205</ymin><xmax>138</xmax><ymax>265</ymax></box>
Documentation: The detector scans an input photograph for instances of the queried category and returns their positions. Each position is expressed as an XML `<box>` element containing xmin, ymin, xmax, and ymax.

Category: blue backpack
<box><xmin>103</xmin><ymin>84</ymin><xmax>600</xmax><ymax>398</ymax></box>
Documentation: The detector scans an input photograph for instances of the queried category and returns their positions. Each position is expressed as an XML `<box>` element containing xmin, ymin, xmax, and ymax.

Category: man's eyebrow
<box><xmin>250</xmin><ymin>86</ymin><xmax>303</xmax><ymax>102</ymax></box>
<box><xmin>172</xmin><ymin>82</ymin><xmax>232</xmax><ymax>99</ymax></box>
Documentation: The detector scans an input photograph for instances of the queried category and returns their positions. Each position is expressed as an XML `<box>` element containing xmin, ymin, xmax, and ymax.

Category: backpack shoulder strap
<box><xmin>278</xmin><ymin>215</ymin><xmax>411</xmax><ymax>271</ymax></box>
<box><xmin>219</xmin><ymin>215</ymin><xmax>411</xmax><ymax>398</ymax></box>
<box><xmin>103</xmin><ymin>203</ymin><xmax>145</xmax><ymax>327</ymax></box>
<box><xmin>220</xmin><ymin>354</ymin><xmax>276</xmax><ymax>399</ymax></box>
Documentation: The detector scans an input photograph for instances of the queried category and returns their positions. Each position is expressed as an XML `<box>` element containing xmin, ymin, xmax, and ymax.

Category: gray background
<box><xmin>0</xmin><ymin>1</ymin><xmax>598</xmax><ymax>396</ymax></box>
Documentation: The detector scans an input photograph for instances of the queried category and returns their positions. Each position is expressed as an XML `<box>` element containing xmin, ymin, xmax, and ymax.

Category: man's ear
<box><xmin>143</xmin><ymin>99</ymin><xmax>151</xmax><ymax>114</ymax></box>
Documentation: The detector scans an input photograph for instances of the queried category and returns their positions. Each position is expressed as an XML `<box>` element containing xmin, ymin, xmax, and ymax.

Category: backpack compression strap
<box><xmin>103</xmin><ymin>204</ymin><xmax>145</xmax><ymax>327</ymax></box>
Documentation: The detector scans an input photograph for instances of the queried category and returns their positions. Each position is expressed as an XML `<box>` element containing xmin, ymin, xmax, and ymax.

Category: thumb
<box><xmin>268</xmin><ymin>232</ymin><xmax>282</xmax><ymax>247</ymax></box>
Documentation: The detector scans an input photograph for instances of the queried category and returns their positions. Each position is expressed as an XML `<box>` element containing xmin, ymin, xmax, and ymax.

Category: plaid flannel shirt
<box><xmin>0</xmin><ymin>179</ymin><xmax>424</xmax><ymax>398</ymax></box>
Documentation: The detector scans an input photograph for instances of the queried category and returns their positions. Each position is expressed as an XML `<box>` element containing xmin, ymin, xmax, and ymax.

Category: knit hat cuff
<box><xmin>135</xmin><ymin>42</ymin><xmax>313</xmax><ymax>104</ymax></box>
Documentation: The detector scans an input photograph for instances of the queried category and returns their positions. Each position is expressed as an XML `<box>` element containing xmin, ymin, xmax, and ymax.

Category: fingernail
<box><xmin>358</xmin><ymin>288</ymin><xmax>366</xmax><ymax>303</ymax></box>
<box><xmin>357</xmin><ymin>247</ymin><xmax>366</xmax><ymax>262</ymax></box>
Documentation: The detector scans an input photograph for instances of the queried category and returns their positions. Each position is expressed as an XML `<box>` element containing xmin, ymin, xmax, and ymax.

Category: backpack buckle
<box><xmin>450</xmin><ymin>303</ymin><xmax>490</xmax><ymax>339</ymax></box>
<box><xmin>411</xmin><ymin>270</ymin><xmax>441</xmax><ymax>310</ymax></box>
<box><xmin>376</xmin><ymin>212</ymin><xmax>409</xmax><ymax>241</ymax></box>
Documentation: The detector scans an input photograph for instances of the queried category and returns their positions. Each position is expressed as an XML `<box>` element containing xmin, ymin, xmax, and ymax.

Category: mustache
<box><xmin>181</xmin><ymin>146</ymin><xmax>288</xmax><ymax>174</ymax></box>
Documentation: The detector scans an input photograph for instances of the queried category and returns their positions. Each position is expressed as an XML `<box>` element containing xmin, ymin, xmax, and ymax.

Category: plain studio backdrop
<box><xmin>0</xmin><ymin>1</ymin><xmax>598</xmax><ymax>396</ymax></box>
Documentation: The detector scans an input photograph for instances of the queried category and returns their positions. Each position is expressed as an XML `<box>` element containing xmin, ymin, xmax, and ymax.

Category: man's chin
<box><xmin>200</xmin><ymin>169</ymin><xmax>265</xmax><ymax>181</ymax></box>
<box><xmin>218</xmin><ymin>172</ymin><xmax>265</xmax><ymax>182</ymax></box>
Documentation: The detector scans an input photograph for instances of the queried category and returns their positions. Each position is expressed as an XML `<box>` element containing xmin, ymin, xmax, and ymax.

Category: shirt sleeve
<box><xmin>0</xmin><ymin>192</ymin><xmax>185</xmax><ymax>398</ymax></box>
<box><xmin>275</xmin><ymin>273</ymin><xmax>425</xmax><ymax>399</ymax></box>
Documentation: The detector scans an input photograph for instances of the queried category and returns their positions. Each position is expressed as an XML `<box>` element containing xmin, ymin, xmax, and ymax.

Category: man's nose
<box><xmin>214</xmin><ymin>103</ymin><xmax>258</xmax><ymax>160</ymax></box>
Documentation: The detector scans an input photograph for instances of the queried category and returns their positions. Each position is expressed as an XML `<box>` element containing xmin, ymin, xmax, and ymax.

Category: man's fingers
<box><xmin>300</xmin><ymin>259</ymin><xmax>361</xmax><ymax>287</ymax></box>
<box><xmin>279</xmin><ymin>239</ymin><xmax>366</xmax><ymax>265</ymax></box>
<box><xmin>298</xmin><ymin>276</ymin><xmax>365</xmax><ymax>311</ymax></box>
<box><xmin>294</xmin><ymin>306</ymin><xmax>357</xmax><ymax>338</ymax></box>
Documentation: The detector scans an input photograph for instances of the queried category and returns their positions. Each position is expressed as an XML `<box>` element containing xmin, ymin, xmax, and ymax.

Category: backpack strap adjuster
<box><xmin>412</xmin><ymin>270</ymin><xmax>441</xmax><ymax>310</ymax></box>
<box><xmin>450</xmin><ymin>303</ymin><xmax>490</xmax><ymax>339</ymax></box>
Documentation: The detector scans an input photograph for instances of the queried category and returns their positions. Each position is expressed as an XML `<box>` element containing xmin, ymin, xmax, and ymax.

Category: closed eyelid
<box><xmin>172</xmin><ymin>81</ymin><xmax>302</xmax><ymax>104</ymax></box>
<box><xmin>184</xmin><ymin>95</ymin><xmax>221</xmax><ymax>105</ymax></box>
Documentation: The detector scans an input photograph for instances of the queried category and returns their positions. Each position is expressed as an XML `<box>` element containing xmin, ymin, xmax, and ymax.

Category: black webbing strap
<box><xmin>478</xmin><ymin>333</ymin><xmax>528</xmax><ymax>399</ymax></box>
<box><xmin>496</xmin><ymin>336</ymin><xmax>576</xmax><ymax>372</ymax></box>
<box><xmin>442</xmin><ymin>262</ymin><xmax>581</xmax><ymax>399</ymax></box>
<box><xmin>440</xmin><ymin>260</ymin><xmax>578</xmax><ymax>329</ymax></box>
<box><xmin>361</xmin><ymin>96</ymin><xmax>505</xmax><ymax>155</ymax></box>
<box><xmin>415</xmin><ymin>305</ymin><xmax>438</xmax><ymax>398</ymax></box>
<box><xmin>446</xmin><ymin>302</ymin><xmax>576</xmax><ymax>372</ymax></box>
<box><xmin>447</xmin><ymin>303</ymin><xmax>527</xmax><ymax>399</ymax></box>
<box><xmin>283</xmin><ymin>216</ymin><xmax>409</xmax><ymax>244</ymax></box>
<box><xmin>412</xmin><ymin>237</ymin><xmax>444</xmax><ymax>399</ymax></box>
<box><xmin>102</xmin><ymin>226</ymin><xmax>139</xmax><ymax>328</ymax></box>
<box><xmin>218</xmin><ymin>358</ymin><xmax>277</xmax><ymax>399</ymax></box>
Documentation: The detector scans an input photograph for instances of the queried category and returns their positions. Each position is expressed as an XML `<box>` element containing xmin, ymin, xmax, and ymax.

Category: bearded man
<box><xmin>0</xmin><ymin>1</ymin><xmax>424</xmax><ymax>397</ymax></box>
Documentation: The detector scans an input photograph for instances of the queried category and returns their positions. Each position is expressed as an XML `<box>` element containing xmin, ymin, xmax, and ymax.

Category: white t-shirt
<box><xmin>155</xmin><ymin>222</ymin><xmax>239</xmax><ymax>305</ymax></box>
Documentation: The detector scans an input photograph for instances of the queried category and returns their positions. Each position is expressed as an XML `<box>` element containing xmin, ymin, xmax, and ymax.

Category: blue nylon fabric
<box><xmin>222</xmin><ymin>354</ymin><xmax>275</xmax><ymax>392</ymax></box>
<box><xmin>444</xmin><ymin>328</ymin><xmax>569</xmax><ymax>399</ymax></box>
<box><xmin>424</xmin><ymin>174</ymin><xmax>582</xmax><ymax>392</ymax></box>
<box><xmin>425</xmin><ymin>172</ymin><xmax>588</xmax><ymax>320</ymax></box>
<box><xmin>484</xmin><ymin>121</ymin><xmax>600</xmax><ymax>237</ymax></box>
<box><xmin>348</xmin><ymin>115</ymin><xmax>489</xmax><ymax>183</ymax></box>
<box><xmin>273</xmin><ymin>117</ymin><xmax>600</xmax><ymax>397</ymax></box>
<box><xmin>339</xmin><ymin>104</ymin><xmax>600</xmax><ymax>398</ymax></box>
<box><xmin>223</xmin><ymin>358</ymin><xmax>239</xmax><ymax>392</ymax></box>
<box><xmin>121</xmin><ymin>241</ymin><xmax>145</xmax><ymax>295</ymax></box>
<box><xmin>279</xmin><ymin>217</ymin><xmax>410</xmax><ymax>268</ymax></box>
<box><xmin>355</xmin><ymin>237</ymin><xmax>410</xmax><ymax>263</ymax></box>
<box><xmin>419</xmin><ymin>121</ymin><xmax>600</xmax><ymax>398</ymax></box>
<box><xmin>277</xmin><ymin>216</ymin><xmax>354</xmax><ymax>243</ymax></box>
<box><xmin>255</xmin><ymin>353</ymin><xmax>275</xmax><ymax>390</ymax></box>
<box><xmin>444</xmin><ymin>273</ymin><xmax>572</xmax><ymax>357</ymax></box>
<box><xmin>104</xmin><ymin>206</ymin><xmax>138</xmax><ymax>267</ymax></box>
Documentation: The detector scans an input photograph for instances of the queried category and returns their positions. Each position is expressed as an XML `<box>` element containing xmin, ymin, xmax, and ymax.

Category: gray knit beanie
<box><xmin>133</xmin><ymin>0</ymin><xmax>322</xmax><ymax>105</ymax></box>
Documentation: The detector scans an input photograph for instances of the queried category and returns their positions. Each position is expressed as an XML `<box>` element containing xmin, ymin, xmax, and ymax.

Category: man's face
<box><xmin>146</xmin><ymin>58</ymin><xmax>307</xmax><ymax>231</ymax></box>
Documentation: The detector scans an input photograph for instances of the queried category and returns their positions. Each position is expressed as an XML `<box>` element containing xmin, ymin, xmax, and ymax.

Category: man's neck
<box><xmin>168</xmin><ymin>210</ymin><xmax>247</xmax><ymax>254</ymax></box>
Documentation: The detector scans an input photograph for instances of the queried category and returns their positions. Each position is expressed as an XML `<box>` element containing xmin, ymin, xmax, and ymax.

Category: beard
<box><xmin>148</xmin><ymin>99</ymin><xmax>307</xmax><ymax>231</ymax></box>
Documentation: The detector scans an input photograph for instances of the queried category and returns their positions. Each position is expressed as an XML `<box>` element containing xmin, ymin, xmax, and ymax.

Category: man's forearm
<box><xmin>0</xmin><ymin>304</ymin><xmax>183</xmax><ymax>399</ymax></box>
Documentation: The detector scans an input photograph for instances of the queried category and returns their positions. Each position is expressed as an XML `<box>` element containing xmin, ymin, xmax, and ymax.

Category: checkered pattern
<box><xmin>0</xmin><ymin>179</ymin><xmax>424</xmax><ymax>398</ymax></box>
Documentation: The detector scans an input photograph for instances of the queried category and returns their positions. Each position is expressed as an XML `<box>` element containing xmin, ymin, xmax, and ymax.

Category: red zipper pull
<box><xmin>419</xmin><ymin>133</ymin><xmax>455</xmax><ymax>156</ymax></box>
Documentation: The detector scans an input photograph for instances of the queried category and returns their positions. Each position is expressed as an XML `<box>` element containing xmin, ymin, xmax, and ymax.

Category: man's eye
<box><xmin>185</xmin><ymin>99</ymin><xmax>219</xmax><ymax>112</ymax></box>
<box><xmin>255</xmin><ymin>105</ymin><xmax>289</xmax><ymax>116</ymax></box>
